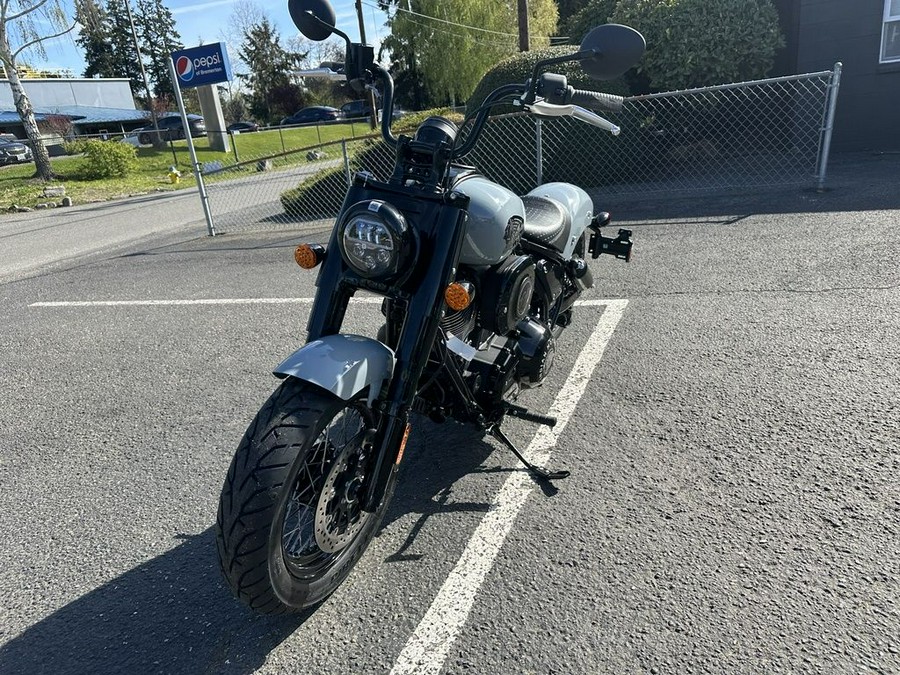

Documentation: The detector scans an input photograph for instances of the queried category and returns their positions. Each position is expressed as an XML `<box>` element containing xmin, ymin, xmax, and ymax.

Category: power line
<box><xmin>368</xmin><ymin>1</ymin><xmax>563</xmax><ymax>49</ymax></box>
<box><xmin>361</xmin><ymin>0</ymin><xmax>518</xmax><ymax>38</ymax></box>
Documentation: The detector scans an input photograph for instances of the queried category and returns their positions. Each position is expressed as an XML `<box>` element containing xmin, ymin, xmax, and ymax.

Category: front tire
<box><xmin>216</xmin><ymin>379</ymin><xmax>391</xmax><ymax>614</ymax></box>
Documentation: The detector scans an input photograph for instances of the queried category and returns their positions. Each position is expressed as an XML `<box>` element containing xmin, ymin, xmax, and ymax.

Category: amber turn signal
<box><xmin>444</xmin><ymin>282</ymin><xmax>473</xmax><ymax>311</ymax></box>
<box><xmin>294</xmin><ymin>243</ymin><xmax>326</xmax><ymax>269</ymax></box>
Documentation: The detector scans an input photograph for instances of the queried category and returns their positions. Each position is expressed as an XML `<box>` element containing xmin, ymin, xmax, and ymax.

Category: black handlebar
<box><xmin>566</xmin><ymin>88</ymin><xmax>625</xmax><ymax>113</ymax></box>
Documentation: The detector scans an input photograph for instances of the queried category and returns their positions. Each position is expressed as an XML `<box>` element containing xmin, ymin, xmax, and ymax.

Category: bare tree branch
<box><xmin>12</xmin><ymin>20</ymin><xmax>75</xmax><ymax>58</ymax></box>
<box><xmin>5</xmin><ymin>0</ymin><xmax>52</xmax><ymax>23</ymax></box>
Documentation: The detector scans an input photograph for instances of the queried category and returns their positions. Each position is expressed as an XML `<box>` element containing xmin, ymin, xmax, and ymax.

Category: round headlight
<box><xmin>338</xmin><ymin>200</ymin><xmax>412</xmax><ymax>279</ymax></box>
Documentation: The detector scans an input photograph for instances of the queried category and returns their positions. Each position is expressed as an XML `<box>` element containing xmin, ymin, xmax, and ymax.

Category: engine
<box><xmin>478</xmin><ymin>255</ymin><xmax>536</xmax><ymax>336</ymax></box>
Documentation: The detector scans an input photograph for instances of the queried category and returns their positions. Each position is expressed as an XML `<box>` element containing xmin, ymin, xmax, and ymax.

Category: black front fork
<box><xmin>306</xmin><ymin>184</ymin><xmax>469</xmax><ymax>513</ymax></box>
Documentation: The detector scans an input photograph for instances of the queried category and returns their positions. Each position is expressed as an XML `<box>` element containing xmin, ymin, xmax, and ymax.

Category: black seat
<box><xmin>521</xmin><ymin>195</ymin><xmax>571</xmax><ymax>252</ymax></box>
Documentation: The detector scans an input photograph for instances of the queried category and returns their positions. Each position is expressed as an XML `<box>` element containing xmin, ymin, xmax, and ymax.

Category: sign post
<box><xmin>170</xmin><ymin>42</ymin><xmax>233</xmax><ymax>237</ymax></box>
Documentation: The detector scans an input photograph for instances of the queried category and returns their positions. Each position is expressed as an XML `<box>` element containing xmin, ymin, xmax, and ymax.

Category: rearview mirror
<box><xmin>579</xmin><ymin>24</ymin><xmax>646</xmax><ymax>81</ymax></box>
<box><xmin>288</xmin><ymin>0</ymin><xmax>336</xmax><ymax>41</ymax></box>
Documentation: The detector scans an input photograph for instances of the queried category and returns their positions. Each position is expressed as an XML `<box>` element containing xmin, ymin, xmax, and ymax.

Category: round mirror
<box><xmin>288</xmin><ymin>0</ymin><xmax>336</xmax><ymax>41</ymax></box>
<box><xmin>579</xmin><ymin>24</ymin><xmax>646</xmax><ymax>81</ymax></box>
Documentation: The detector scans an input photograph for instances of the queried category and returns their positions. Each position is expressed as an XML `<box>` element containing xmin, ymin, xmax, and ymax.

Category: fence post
<box><xmin>342</xmin><ymin>139</ymin><xmax>352</xmax><ymax>186</ymax></box>
<box><xmin>535</xmin><ymin>117</ymin><xmax>543</xmax><ymax>186</ymax></box>
<box><xmin>279</xmin><ymin>127</ymin><xmax>286</xmax><ymax>154</ymax></box>
<box><xmin>816</xmin><ymin>62</ymin><xmax>842</xmax><ymax>192</ymax></box>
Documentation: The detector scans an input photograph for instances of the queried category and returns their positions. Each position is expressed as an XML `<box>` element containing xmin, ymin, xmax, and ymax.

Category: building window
<box><xmin>883</xmin><ymin>0</ymin><xmax>900</xmax><ymax>63</ymax></box>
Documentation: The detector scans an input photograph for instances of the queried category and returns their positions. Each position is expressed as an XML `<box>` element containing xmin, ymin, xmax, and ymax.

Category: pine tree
<box><xmin>102</xmin><ymin>0</ymin><xmax>145</xmax><ymax>98</ymax></box>
<box><xmin>135</xmin><ymin>0</ymin><xmax>183</xmax><ymax>98</ymax></box>
<box><xmin>76</xmin><ymin>3</ymin><xmax>117</xmax><ymax>78</ymax></box>
<box><xmin>238</xmin><ymin>18</ymin><xmax>304</xmax><ymax>124</ymax></box>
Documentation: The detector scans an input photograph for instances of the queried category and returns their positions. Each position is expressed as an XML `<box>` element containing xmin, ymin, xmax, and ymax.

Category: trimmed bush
<box><xmin>280</xmin><ymin>108</ymin><xmax>465</xmax><ymax>220</ymax></box>
<box><xmin>467</xmin><ymin>46</ymin><xmax>631</xmax><ymax>116</ymax></box>
<box><xmin>611</xmin><ymin>0</ymin><xmax>784</xmax><ymax>92</ymax></box>
<box><xmin>77</xmin><ymin>140</ymin><xmax>137</xmax><ymax>179</ymax></box>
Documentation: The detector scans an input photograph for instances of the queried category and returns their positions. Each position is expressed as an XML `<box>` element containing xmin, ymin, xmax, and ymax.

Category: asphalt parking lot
<box><xmin>0</xmin><ymin>154</ymin><xmax>898</xmax><ymax>674</ymax></box>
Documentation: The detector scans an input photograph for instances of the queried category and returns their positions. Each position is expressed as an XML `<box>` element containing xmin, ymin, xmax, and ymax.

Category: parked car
<box><xmin>0</xmin><ymin>137</ymin><xmax>33</xmax><ymax>165</ymax></box>
<box><xmin>226</xmin><ymin>121</ymin><xmax>259</xmax><ymax>133</ymax></box>
<box><xmin>340</xmin><ymin>99</ymin><xmax>375</xmax><ymax>120</ymax></box>
<box><xmin>279</xmin><ymin>106</ymin><xmax>342</xmax><ymax>126</ymax></box>
<box><xmin>133</xmin><ymin>114</ymin><xmax>206</xmax><ymax>144</ymax></box>
<box><xmin>339</xmin><ymin>100</ymin><xmax>408</xmax><ymax>123</ymax></box>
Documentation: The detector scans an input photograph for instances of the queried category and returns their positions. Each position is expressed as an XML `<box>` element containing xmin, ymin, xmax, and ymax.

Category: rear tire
<box><xmin>138</xmin><ymin>132</ymin><xmax>151</xmax><ymax>145</ymax></box>
<box><xmin>215</xmin><ymin>379</ymin><xmax>392</xmax><ymax>614</ymax></box>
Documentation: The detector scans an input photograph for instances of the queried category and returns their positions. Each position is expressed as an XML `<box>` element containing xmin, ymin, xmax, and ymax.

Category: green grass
<box><xmin>0</xmin><ymin>121</ymin><xmax>376</xmax><ymax>211</ymax></box>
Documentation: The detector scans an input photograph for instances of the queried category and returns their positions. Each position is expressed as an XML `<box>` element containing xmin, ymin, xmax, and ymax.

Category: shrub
<box><xmin>611</xmin><ymin>0</ymin><xmax>783</xmax><ymax>92</ymax></box>
<box><xmin>467</xmin><ymin>45</ymin><xmax>631</xmax><ymax>116</ymax></box>
<box><xmin>394</xmin><ymin>108</ymin><xmax>464</xmax><ymax>133</ymax></box>
<box><xmin>62</xmin><ymin>139</ymin><xmax>89</xmax><ymax>156</ymax></box>
<box><xmin>280</xmin><ymin>108</ymin><xmax>465</xmax><ymax>220</ymax></box>
<box><xmin>77</xmin><ymin>140</ymin><xmax>137</xmax><ymax>179</ymax></box>
<box><xmin>562</xmin><ymin>0</ymin><xmax>619</xmax><ymax>43</ymax></box>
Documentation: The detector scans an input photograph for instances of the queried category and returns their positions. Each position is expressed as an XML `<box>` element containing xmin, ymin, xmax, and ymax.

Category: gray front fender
<box><xmin>273</xmin><ymin>334</ymin><xmax>395</xmax><ymax>406</ymax></box>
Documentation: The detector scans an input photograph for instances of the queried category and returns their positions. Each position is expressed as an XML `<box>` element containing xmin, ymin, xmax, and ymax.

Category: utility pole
<box><xmin>517</xmin><ymin>0</ymin><xmax>530</xmax><ymax>52</ymax></box>
<box><xmin>355</xmin><ymin>0</ymin><xmax>379</xmax><ymax>129</ymax></box>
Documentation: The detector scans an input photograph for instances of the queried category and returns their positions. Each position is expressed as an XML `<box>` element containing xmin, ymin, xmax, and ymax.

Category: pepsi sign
<box><xmin>171</xmin><ymin>43</ymin><xmax>232</xmax><ymax>89</ymax></box>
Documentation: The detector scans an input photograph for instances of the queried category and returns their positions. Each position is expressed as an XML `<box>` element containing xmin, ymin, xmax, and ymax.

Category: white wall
<box><xmin>0</xmin><ymin>79</ymin><xmax>136</xmax><ymax>110</ymax></box>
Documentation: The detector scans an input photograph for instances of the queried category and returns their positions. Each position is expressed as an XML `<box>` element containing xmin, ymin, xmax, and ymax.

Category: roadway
<box><xmin>0</xmin><ymin>154</ymin><xmax>898</xmax><ymax>674</ymax></box>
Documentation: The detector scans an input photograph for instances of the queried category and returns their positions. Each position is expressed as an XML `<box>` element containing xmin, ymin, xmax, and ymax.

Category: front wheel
<box><xmin>215</xmin><ymin>379</ymin><xmax>391</xmax><ymax>614</ymax></box>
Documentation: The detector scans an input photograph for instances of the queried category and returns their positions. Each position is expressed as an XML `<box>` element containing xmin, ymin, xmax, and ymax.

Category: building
<box><xmin>0</xmin><ymin>77</ymin><xmax>149</xmax><ymax>139</ymax></box>
<box><xmin>773</xmin><ymin>0</ymin><xmax>900</xmax><ymax>151</ymax></box>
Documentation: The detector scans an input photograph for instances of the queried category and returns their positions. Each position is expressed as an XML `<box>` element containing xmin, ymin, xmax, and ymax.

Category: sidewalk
<box><xmin>600</xmin><ymin>152</ymin><xmax>900</xmax><ymax>222</ymax></box>
<box><xmin>0</xmin><ymin>190</ymin><xmax>205</xmax><ymax>284</ymax></box>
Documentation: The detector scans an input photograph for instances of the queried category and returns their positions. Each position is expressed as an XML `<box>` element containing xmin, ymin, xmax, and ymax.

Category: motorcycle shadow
<box><xmin>0</xmin><ymin>418</ymin><xmax>520</xmax><ymax>674</ymax></box>
<box><xmin>381</xmin><ymin>414</ymin><xmax>559</xmax><ymax>563</ymax></box>
<box><xmin>0</xmin><ymin>529</ymin><xmax>306</xmax><ymax>675</ymax></box>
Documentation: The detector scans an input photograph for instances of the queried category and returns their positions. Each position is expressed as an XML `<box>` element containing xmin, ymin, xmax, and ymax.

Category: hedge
<box><xmin>611</xmin><ymin>0</ymin><xmax>783</xmax><ymax>92</ymax></box>
<box><xmin>466</xmin><ymin>46</ymin><xmax>631</xmax><ymax>116</ymax></box>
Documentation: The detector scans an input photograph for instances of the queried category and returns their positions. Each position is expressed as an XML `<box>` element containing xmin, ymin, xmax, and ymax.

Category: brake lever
<box><xmin>526</xmin><ymin>100</ymin><xmax>621</xmax><ymax>136</ymax></box>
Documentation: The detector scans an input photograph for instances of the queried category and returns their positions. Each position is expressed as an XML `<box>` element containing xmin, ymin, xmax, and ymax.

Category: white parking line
<box><xmin>29</xmin><ymin>292</ymin><xmax>628</xmax><ymax>671</ymax></box>
<box><xmin>30</xmin><ymin>297</ymin><xmax>619</xmax><ymax>307</ymax></box>
<box><xmin>390</xmin><ymin>299</ymin><xmax>628</xmax><ymax>675</ymax></box>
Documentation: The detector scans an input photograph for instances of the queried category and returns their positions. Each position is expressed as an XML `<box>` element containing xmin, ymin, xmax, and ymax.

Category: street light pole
<box><xmin>123</xmin><ymin>0</ymin><xmax>162</xmax><ymax>144</ymax></box>
<box><xmin>355</xmin><ymin>0</ymin><xmax>379</xmax><ymax>129</ymax></box>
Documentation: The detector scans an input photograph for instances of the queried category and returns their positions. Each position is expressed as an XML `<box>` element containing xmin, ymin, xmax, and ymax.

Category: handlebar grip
<box><xmin>568</xmin><ymin>89</ymin><xmax>625</xmax><ymax>113</ymax></box>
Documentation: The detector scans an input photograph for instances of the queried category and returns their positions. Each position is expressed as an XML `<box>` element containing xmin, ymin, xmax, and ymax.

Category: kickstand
<box><xmin>489</xmin><ymin>425</ymin><xmax>570</xmax><ymax>481</ymax></box>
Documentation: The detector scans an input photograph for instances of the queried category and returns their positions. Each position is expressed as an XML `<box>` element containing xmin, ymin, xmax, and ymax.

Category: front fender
<box><xmin>273</xmin><ymin>334</ymin><xmax>395</xmax><ymax>406</ymax></box>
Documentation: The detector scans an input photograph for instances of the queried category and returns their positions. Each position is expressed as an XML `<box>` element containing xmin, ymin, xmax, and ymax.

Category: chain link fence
<box><xmin>204</xmin><ymin>67</ymin><xmax>840</xmax><ymax>235</ymax></box>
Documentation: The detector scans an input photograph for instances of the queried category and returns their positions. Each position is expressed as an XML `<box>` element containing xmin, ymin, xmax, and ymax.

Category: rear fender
<box><xmin>273</xmin><ymin>334</ymin><xmax>395</xmax><ymax>407</ymax></box>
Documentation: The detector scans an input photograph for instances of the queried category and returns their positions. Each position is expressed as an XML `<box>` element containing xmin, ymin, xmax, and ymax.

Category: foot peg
<box><xmin>504</xmin><ymin>403</ymin><xmax>557</xmax><ymax>427</ymax></box>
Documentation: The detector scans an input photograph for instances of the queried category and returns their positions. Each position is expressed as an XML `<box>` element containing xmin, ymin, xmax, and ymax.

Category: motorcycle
<box><xmin>215</xmin><ymin>0</ymin><xmax>646</xmax><ymax>614</ymax></box>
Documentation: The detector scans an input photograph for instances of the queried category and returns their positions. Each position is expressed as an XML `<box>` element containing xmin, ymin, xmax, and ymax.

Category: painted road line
<box><xmin>30</xmin><ymin>298</ymin><xmax>623</xmax><ymax>308</ymax></box>
<box><xmin>389</xmin><ymin>299</ymin><xmax>629</xmax><ymax>675</ymax></box>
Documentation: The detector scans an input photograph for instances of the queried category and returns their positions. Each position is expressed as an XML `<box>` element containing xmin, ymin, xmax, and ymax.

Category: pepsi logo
<box><xmin>176</xmin><ymin>56</ymin><xmax>194</xmax><ymax>82</ymax></box>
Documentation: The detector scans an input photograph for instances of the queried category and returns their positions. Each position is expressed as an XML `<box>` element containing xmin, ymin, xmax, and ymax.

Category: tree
<box><xmin>134</xmin><ymin>0</ymin><xmax>183</xmax><ymax>97</ymax></box>
<box><xmin>0</xmin><ymin>0</ymin><xmax>99</xmax><ymax>180</ymax></box>
<box><xmin>75</xmin><ymin>1</ymin><xmax>117</xmax><ymax>79</ymax></box>
<box><xmin>238</xmin><ymin>18</ymin><xmax>305</xmax><ymax>124</ymax></box>
<box><xmin>380</xmin><ymin>0</ymin><xmax>558</xmax><ymax>105</ymax></box>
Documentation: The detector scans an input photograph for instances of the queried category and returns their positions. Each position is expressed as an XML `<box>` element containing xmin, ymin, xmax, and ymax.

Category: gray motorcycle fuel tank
<box><xmin>452</xmin><ymin>174</ymin><xmax>525</xmax><ymax>267</ymax></box>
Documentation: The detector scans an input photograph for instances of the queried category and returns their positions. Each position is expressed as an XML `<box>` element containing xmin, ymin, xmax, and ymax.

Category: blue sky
<box><xmin>30</xmin><ymin>0</ymin><xmax>389</xmax><ymax>75</ymax></box>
